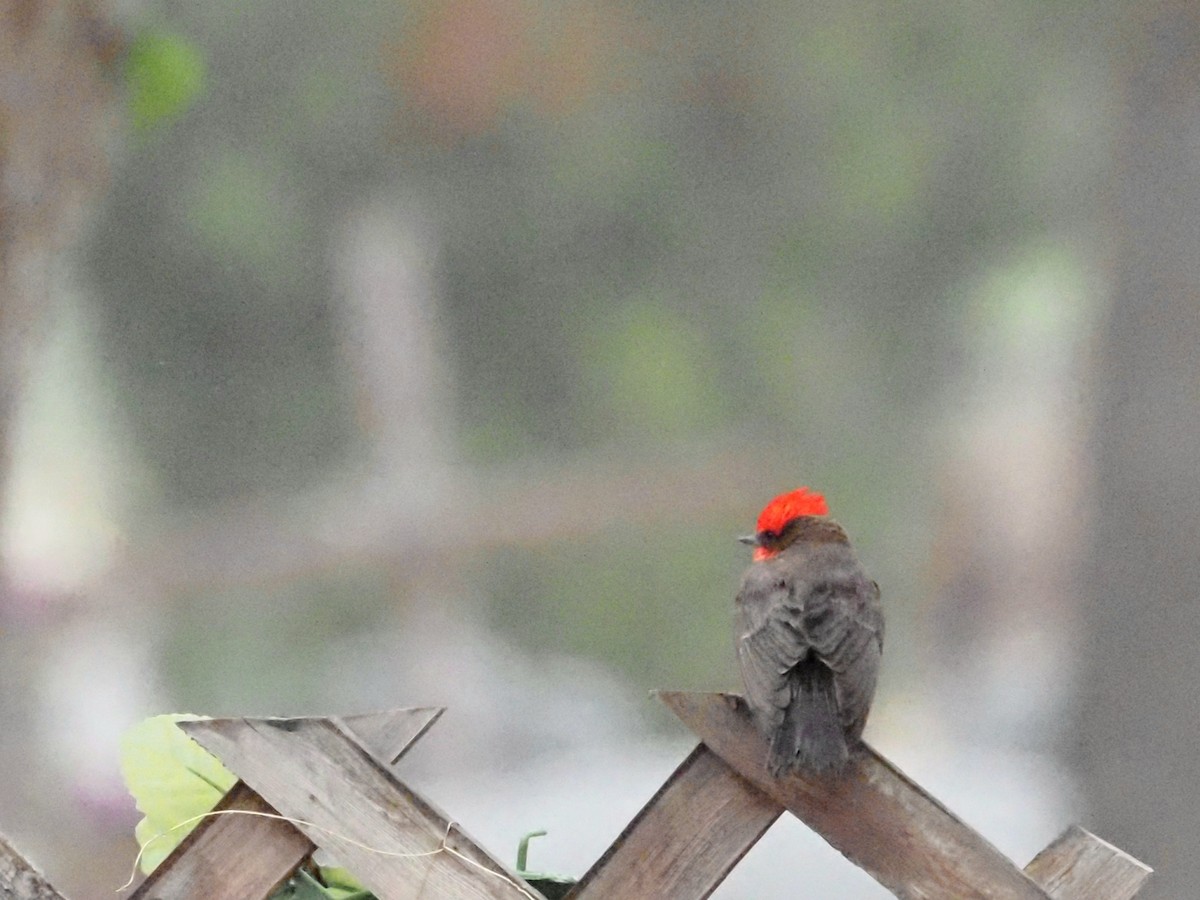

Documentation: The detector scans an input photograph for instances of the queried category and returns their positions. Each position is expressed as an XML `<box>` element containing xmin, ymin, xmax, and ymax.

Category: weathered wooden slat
<box><xmin>130</xmin><ymin>781</ymin><xmax>311</xmax><ymax>900</ymax></box>
<box><xmin>660</xmin><ymin>691</ymin><xmax>1052</xmax><ymax>900</ymax></box>
<box><xmin>335</xmin><ymin>708</ymin><xmax>444</xmax><ymax>766</ymax></box>
<box><xmin>0</xmin><ymin>833</ymin><xmax>67</xmax><ymax>900</ymax></box>
<box><xmin>1023</xmin><ymin>825</ymin><xmax>1152</xmax><ymax>900</ymax></box>
<box><xmin>181</xmin><ymin>716</ymin><xmax>535</xmax><ymax>900</ymax></box>
<box><xmin>567</xmin><ymin>742</ymin><xmax>780</xmax><ymax>899</ymax></box>
<box><xmin>132</xmin><ymin>707</ymin><xmax>443</xmax><ymax>900</ymax></box>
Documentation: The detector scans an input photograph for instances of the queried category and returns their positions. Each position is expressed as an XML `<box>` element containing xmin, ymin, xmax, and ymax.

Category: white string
<box><xmin>118</xmin><ymin>810</ymin><xmax>540</xmax><ymax>899</ymax></box>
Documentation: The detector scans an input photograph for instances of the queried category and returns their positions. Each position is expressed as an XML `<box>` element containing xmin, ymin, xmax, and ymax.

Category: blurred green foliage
<box><xmin>85</xmin><ymin>1</ymin><xmax>1105</xmax><ymax>701</ymax></box>
<box><xmin>576</xmin><ymin>301</ymin><xmax>724</xmax><ymax>439</ymax></box>
<box><xmin>493</xmin><ymin>521</ymin><xmax>739</xmax><ymax>689</ymax></box>
<box><xmin>125</xmin><ymin>31</ymin><xmax>207</xmax><ymax>131</ymax></box>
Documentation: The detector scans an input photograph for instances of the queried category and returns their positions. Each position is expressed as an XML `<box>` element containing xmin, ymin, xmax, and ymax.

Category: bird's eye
<box><xmin>760</xmin><ymin>529</ymin><xmax>776</xmax><ymax>543</ymax></box>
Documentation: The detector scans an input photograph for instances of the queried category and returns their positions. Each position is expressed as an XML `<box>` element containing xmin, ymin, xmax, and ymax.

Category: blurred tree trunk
<box><xmin>0</xmin><ymin>0</ymin><xmax>117</xmax><ymax>582</ymax></box>
<box><xmin>0</xmin><ymin>5</ymin><xmax>120</xmax><ymax>894</ymax></box>
<box><xmin>1077</xmin><ymin>4</ymin><xmax>1200</xmax><ymax>895</ymax></box>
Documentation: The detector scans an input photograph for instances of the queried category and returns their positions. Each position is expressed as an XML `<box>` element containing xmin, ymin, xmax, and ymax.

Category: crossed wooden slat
<box><xmin>132</xmin><ymin>708</ymin><xmax>531</xmax><ymax>900</ymax></box>
<box><xmin>584</xmin><ymin>693</ymin><xmax>1152</xmax><ymax>900</ymax></box>
<box><xmin>1</xmin><ymin>694</ymin><xmax>1153</xmax><ymax>899</ymax></box>
<box><xmin>1</xmin><ymin>833</ymin><xmax>67</xmax><ymax>900</ymax></box>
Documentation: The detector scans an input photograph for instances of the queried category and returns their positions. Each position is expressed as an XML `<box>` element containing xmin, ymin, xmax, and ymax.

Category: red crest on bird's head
<box><xmin>756</xmin><ymin>487</ymin><xmax>828</xmax><ymax>536</ymax></box>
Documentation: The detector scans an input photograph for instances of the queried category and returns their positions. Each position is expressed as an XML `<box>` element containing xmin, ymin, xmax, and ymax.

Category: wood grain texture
<box><xmin>131</xmin><ymin>707</ymin><xmax>443</xmax><ymax>900</ymax></box>
<box><xmin>1024</xmin><ymin>825</ymin><xmax>1152</xmax><ymax>899</ymax></box>
<box><xmin>567</xmin><ymin>743</ymin><xmax>780</xmax><ymax>899</ymax></box>
<box><xmin>130</xmin><ymin>781</ymin><xmax>312</xmax><ymax>900</ymax></box>
<box><xmin>336</xmin><ymin>708</ymin><xmax>444</xmax><ymax>766</ymax></box>
<box><xmin>0</xmin><ymin>833</ymin><xmax>67</xmax><ymax>900</ymax></box>
<box><xmin>660</xmin><ymin>691</ymin><xmax>1052</xmax><ymax>900</ymax></box>
<box><xmin>181</xmin><ymin>716</ymin><xmax>534</xmax><ymax>900</ymax></box>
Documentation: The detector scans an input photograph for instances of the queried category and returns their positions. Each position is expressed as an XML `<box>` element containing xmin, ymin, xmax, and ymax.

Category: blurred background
<box><xmin>1</xmin><ymin>1</ymin><xmax>1194</xmax><ymax>897</ymax></box>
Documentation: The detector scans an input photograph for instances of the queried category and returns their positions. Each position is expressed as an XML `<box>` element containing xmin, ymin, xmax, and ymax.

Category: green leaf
<box><xmin>269</xmin><ymin>868</ymin><xmax>376</xmax><ymax>900</ymax></box>
<box><xmin>120</xmin><ymin>714</ymin><xmax>237</xmax><ymax>874</ymax></box>
<box><xmin>125</xmin><ymin>31</ymin><xmax>207</xmax><ymax>131</ymax></box>
<box><xmin>270</xmin><ymin>874</ymin><xmax>333</xmax><ymax>900</ymax></box>
<box><xmin>317</xmin><ymin>867</ymin><xmax>373</xmax><ymax>898</ymax></box>
<box><xmin>270</xmin><ymin>874</ymin><xmax>335</xmax><ymax>900</ymax></box>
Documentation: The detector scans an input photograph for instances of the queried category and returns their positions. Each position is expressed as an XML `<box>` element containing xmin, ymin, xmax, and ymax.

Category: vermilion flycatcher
<box><xmin>735</xmin><ymin>487</ymin><xmax>884</xmax><ymax>775</ymax></box>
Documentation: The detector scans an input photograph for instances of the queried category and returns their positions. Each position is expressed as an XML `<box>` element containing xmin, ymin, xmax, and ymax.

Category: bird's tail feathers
<box><xmin>767</xmin><ymin>658</ymin><xmax>849</xmax><ymax>776</ymax></box>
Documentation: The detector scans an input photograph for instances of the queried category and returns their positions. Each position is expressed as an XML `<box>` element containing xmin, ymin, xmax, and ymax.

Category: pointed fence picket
<box><xmin>0</xmin><ymin>695</ymin><xmax>1151</xmax><ymax>900</ymax></box>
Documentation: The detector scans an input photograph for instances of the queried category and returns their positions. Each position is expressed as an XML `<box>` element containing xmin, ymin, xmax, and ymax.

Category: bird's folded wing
<box><xmin>803</xmin><ymin>579</ymin><xmax>884</xmax><ymax>733</ymax></box>
<box><xmin>735</xmin><ymin>582</ymin><xmax>807</xmax><ymax>717</ymax></box>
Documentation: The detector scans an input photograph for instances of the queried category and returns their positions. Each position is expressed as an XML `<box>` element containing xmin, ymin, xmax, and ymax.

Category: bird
<box><xmin>735</xmin><ymin>487</ymin><xmax>884</xmax><ymax>776</ymax></box>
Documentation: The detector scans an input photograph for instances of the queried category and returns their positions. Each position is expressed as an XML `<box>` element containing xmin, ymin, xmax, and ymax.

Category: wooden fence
<box><xmin>0</xmin><ymin>693</ymin><xmax>1151</xmax><ymax>899</ymax></box>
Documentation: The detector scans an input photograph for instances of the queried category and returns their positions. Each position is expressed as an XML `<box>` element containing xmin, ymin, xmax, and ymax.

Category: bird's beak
<box><xmin>738</xmin><ymin>534</ymin><xmax>760</xmax><ymax>547</ymax></box>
